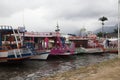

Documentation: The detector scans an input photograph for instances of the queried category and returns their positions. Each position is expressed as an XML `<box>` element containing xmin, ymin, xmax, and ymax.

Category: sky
<box><xmin>0</xmin><ymin>0</ymin><xmax>118</xmax><ymax>35</ymax></box>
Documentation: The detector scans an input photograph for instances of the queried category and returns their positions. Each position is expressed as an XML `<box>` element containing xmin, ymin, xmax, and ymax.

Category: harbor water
<box><xmin>0</xmin><ymin>53</ymin><xmax>117</xmax><ymax>80</ymax></box>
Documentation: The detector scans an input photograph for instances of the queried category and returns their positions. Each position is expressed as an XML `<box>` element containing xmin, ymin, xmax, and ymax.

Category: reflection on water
<box><xmin>0</xmin><ymin>53</ymin><xmax>117</xmax><ymax>80</ymax></box>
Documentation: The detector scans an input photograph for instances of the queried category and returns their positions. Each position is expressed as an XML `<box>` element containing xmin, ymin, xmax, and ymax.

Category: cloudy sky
<box><xmin>0</xmin><ymin>0</ymin><xmax>118</xmax><ymax>34</ymax></box>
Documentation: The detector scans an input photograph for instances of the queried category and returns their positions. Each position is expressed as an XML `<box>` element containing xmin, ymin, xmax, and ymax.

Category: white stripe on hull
<box><xmin>0</xmin><ymin>52</ymin><xmax>8</xmax><ymax>57</ymax></box>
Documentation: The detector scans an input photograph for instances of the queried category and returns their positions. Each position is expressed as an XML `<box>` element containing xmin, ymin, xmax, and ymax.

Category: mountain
<box><xmin>94</xmin><ymin>25</ymin><xmax>117</xmax><ymax>33</ymax></box>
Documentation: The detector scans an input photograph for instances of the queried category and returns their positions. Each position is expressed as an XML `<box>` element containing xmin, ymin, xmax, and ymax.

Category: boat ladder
<box><xmin>12</xmin><ymin>28</ymin><xmax>22</xmax><ymax>58</ymax></box>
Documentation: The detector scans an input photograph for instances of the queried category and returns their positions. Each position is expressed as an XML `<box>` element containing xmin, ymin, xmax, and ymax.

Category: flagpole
<box><xmin>118</xmin><ymin>0</ymin><xmax>120</xmax><ymax>58</ymax></box>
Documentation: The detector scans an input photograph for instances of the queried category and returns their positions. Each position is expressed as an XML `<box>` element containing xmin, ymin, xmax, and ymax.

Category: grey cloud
<box><xmin>0</xmin><ymin>0</ymin><xmax>43</xmax><ymax>17</ymax></box>
<box><xmin>55</xmin><ymin>1</ymin><xmax>116</xmax><ymax>20</ymax></box>
<box><xmin>0</xmin><ymin>0</ymin><xmax>117</xmax><ymax>19</ymax></box>
<box><xmin>40</xmin><ymin>0</ymin><xmax>117</xmax><ymax>23</ymax></box>
<box><xmin>0</xmin><ymin>0</ymin><xmax>117</xmax><ymax>34</ymax></box>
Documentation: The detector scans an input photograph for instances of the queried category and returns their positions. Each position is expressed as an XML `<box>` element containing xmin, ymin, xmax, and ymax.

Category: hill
<box><xmin>94</xmin><ymin>25</ymin><xmax>117</xmax><ymax>33</ymax></box>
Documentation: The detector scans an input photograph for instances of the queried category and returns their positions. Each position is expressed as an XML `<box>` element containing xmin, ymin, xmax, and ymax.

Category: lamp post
<box><xmin>118</xmin><ymin>0</ymin><xmax>120</xmax><ymax>58</ymax></box>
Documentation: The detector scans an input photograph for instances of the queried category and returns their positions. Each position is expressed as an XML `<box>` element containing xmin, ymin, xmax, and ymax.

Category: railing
<box><xmin>0</xmin><ymin>46</ymin><xmax>12</xmax><ymax>51</ymax></box>
<box><xmin>8</xmin><ymin>48</ymin><xmax>32</xmax><ymax>58</ymax></box>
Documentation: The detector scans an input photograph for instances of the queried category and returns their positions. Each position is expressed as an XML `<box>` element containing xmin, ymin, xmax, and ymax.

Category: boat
<box><xmin>49</xmin><ymin>24</ymin><xmax>75</xmax><ymax>56</ymax></box>
<box><xmin>0</xmin><ymin>25</ymin><xmax>33</xmax><ymax>62</ymax></box>
<box><xmin>103</xmin><ymin>38</ymin><xmax>118</xmax><ymax>53</ymax></box>
<box><xmin>69</xmin><ymin>36</ymin><xmax>104</xmax><ymax>54</ymax></box>
<box><xmin>49</xmin><ymin>34</ymin><xmax>75</xmax><ymax>56</ymax></box>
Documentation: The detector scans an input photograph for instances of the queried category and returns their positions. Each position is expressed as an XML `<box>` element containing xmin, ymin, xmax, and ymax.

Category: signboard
<box><xmin>25</xmin><ymin>32</ymin><xmax>60</xmax><ymax>37</ymax></box>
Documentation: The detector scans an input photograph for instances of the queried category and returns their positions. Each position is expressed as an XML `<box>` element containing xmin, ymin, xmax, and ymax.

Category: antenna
<box><xmin>23</xmin><ymin>9</ymin><xmax>25</xmax><ymax>28</ymax></box>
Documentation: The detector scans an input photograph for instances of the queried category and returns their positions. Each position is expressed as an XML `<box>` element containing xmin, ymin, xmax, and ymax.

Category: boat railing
<box><xmin>8</xmin><ymin>48</ymin><xmax>32</xmax><ymax>58</ymax></box>
<box><xmin>0</xmin><ymin>46</ymin><xmax>12</xmax><ymax>51</ymax></box>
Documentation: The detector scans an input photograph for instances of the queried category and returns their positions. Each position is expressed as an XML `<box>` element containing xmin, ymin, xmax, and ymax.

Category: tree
<box><xmin>96</xmin><ymin>32</ymin><xmax>103</xmax><ymax>37</ymax></box>
<box><xmin>99</xmin><ymin>16</ymin><xmax>108</xmax><ymax>37</ymax></box>
<box><xmin>114</xmin><ymin>28</ymin><xmax>118</xmax><ymax>33</ymax></box>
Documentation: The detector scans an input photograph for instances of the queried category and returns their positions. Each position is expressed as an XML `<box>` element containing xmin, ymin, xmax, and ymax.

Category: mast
<box><xmin>23</xmin><ymin>9</ymin><xmax>25</xmax><ymax>29</ymax></box>
<box><xmin>55</xmin><ymin>22</ymin><xmax>60</xmax><ymax>32</ymax></box>
<box><xmin>55</xmin><ymin>22</ymin><xmax>62</xmax><ymax>47</ymax></box>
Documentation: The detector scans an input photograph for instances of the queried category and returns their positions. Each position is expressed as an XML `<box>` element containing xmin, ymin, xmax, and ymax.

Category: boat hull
<box><xmin>75</xmin><ymin>47</ymin><xmax>103</xmax><ymax>54</ymax></box>
<box><xmin>0</xmin><ymin>48</ymin><xmax>33</xmax><ymax>62</ymax></box>
<box><xmin>30</xmin><ymin>50</ymin><xmax>50</xmax><ymax>60</ymax></box>
<box><xmin>30</xmin><ymin>53</ymin><xmax>49</xmax><ymax>60</ymax></box>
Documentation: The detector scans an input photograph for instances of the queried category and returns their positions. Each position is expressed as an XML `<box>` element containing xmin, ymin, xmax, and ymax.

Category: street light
<box><xmin>118</xmin><ymin>0</ymin><xmax>120</xmax><ymax>58</ymax></box>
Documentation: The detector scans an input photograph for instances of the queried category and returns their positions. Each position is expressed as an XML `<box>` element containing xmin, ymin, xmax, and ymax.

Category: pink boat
<box><xmin>50</xmin><ymin>24</ymin><xmax>75</xmax><ymax>56</ymax></box>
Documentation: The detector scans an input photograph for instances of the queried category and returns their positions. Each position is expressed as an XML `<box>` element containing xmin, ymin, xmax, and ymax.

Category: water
<box><xmin>0</xmin><ymin>53</ymin><xmax>117</xmax><ymax>80</ymax></box>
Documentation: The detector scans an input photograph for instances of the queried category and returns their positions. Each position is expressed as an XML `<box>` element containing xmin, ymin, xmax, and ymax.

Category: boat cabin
<box><xmin>69</xmin><ymin>37</ymin><xmax>88</xmax><ymax>48</ymax></box>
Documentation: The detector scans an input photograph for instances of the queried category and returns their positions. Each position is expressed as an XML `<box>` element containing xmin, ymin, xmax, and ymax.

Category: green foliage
<box><xmin>99</xmin><ymin>16</ymin><xmax>108</xmax><ymax>22</ymax></box>
<box><xmin>113</xmin><ymin>28</ymin><xmax>119</xmax><ymax>33</ymax></box>
<box><xmin>96</xmin><ymin>32</ymin><xmax>103</xmax><ymax>37</ymax></box>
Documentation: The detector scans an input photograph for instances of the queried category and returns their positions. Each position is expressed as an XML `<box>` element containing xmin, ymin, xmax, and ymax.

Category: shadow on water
<box><xmin>0</xmin><ymin>53</ymin><xmax>117</xmax><ymax>80</ymax></box>
<box><xmin>47</xmin><ymin>55</ymin><xmax>76</xmax><ymax>61</ymax></box>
